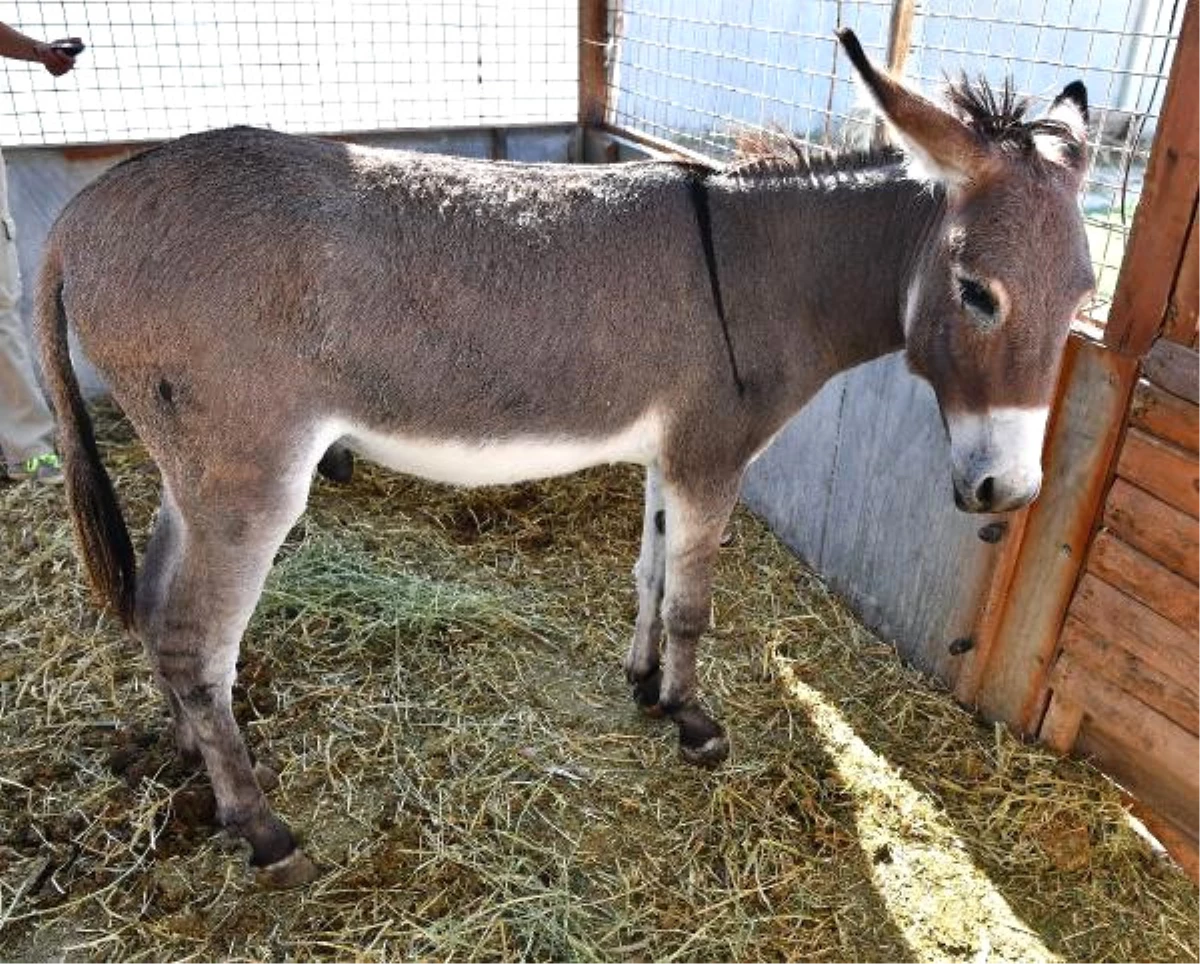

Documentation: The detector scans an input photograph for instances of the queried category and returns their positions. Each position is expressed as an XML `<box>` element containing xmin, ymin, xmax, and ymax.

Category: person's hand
<box><xmin>35</xmin><ymin>38</ymin><xmax>82</xmax><ymax>76</ymax></box>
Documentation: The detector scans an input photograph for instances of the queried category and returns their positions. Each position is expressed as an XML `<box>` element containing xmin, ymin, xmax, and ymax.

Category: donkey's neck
<box><xmin>710</xmin><ymin>160</ymin><xmax>943</xmax><ymax>404</ymax></box>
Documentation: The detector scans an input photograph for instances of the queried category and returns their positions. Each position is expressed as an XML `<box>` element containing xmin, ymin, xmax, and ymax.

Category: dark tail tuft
<box><xmin>33</xmin><ymin>246</ymin><xmax>136</xmax><ymax>629</ymax></box>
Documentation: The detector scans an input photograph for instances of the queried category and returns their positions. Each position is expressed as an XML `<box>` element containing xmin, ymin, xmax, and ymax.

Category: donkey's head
<box><xmin>839</xmin><ymin>30</ymin><xmax>1094</xmax><ymax>513</ymax></box>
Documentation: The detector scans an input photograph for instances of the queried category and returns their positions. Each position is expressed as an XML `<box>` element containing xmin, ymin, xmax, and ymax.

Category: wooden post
<box><xmin>579</xmin><ymin>0</ymin><xmax>609</xmax><ymax>130</ymax></box>
<box><xmin>871</xmin><ymin>0</ymin><xmax>917</xmax><ymax>148</ymax></box>
<box><xmin>1162</xmin><ymin>202</ymin><xmax>1198</xmax><ymax>346</ymax></box>
<box><xmin>965</xmin><ymin>336</ymin><xmax>1139</xmax><ymax>729</ymax></box>
<box><xmin>1104</xmin><ymin>0</ymin><xmax>1198</xmax><ymax>357</ymax></box>
<box><xmin>885</xmin><ymin>0</ymin><xmax>917</xmax><ymax>74</ymax></box>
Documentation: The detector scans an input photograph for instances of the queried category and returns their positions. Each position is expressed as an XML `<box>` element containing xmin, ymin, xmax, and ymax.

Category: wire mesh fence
<box><xmin>0</xmin><ymin>1</ymin><xmax>577</xmax><ymax>146</ymax></box>
<box><xmin>0</xmin><ymin>2</ymin><xmax>1186</xmax><ymax>325</ymax></box>
<box><xmin>607</xmin><ymin>1</ymin><xmax>895</xmax><ymax>158</ymax></box>
<box><xmin>606</xmin><ymin>0</ymin><xmax>1187</xmax><ymax>325</ymax></box>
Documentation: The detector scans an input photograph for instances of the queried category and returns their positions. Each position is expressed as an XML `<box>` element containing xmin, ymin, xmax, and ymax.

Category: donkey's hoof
<box><xmin>673</xmin><ymin>707</ymin><xmax>730</xmax><ymax>768</ymax></box>
<box><xmin>679</xmin><ymin>732</ymin><xmax>730</xmax><ymax>768</ymax></box>
<box><xmin>629</xmin><ymin>668</ymin><xmax>664</xmax><ymax>715</ymax></box>
<box><xmin>255</xmin><ymin>848</ymin><xmax>320</xmax><ymax>889</ymax></box>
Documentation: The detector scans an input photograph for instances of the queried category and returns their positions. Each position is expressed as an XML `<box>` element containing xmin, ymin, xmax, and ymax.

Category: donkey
<box><xmin>35</xmin><ymin>31</ymin><xmax>1093</xmax><ymax>886</ymax></box>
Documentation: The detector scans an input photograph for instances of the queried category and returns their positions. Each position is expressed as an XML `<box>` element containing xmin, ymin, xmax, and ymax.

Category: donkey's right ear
<box><xmin>837</xmin><ymin>28</ymin><xmax>994</xmax><ymax>190</ymax></box>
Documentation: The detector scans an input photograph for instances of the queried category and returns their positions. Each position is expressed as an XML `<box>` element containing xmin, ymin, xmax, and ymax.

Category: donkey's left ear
<box><xmin>1036</xmin><ymin>81</ymin><xmax>1090</xmax><ymax>177</ymax></box>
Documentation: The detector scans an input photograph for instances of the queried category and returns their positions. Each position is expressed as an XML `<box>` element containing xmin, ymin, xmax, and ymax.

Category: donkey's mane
<box><xmin>725</xmin><ymin>134</ymin><xmax>901</xmax><ymax>179</ymax></box>
<box><xmin>945</xmin><ymin>75</ymin><xmax>1079</xmax><ymax>156</ymax></box>
<box><xmin>727</xmin><ymin>75</ymin><xmax>1079</xmax><ymax>179</ymax></box>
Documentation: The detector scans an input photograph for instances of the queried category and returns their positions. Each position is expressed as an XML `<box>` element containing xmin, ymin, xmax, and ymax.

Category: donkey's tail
<box><xmin>33</xmin><ymin>243</ymin><xmax>136</xmax><ymax>629</ymax></box>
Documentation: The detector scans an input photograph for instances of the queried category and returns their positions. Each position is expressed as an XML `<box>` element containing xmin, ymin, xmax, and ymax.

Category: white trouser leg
<box><xmin>0</xmin><ymin>149</ymin><xmax>56</xmax><ymax>467</ymax></box>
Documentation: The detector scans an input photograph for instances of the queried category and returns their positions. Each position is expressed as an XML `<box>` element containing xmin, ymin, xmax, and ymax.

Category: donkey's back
<box><xmin>50</xmin><ymin>127</ymin><xmax>734</xmax><ymax>449</ymax></box>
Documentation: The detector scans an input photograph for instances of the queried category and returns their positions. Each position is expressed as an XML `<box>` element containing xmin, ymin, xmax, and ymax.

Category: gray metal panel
<box><xmin>5</xmin><ymin>146</ymin><xmax>131</xmax><ymax>396</ymax></box>
<box><xmin>743</xmin><ymin>353</ymin><xmax>1005</xmax><ymax>677</ymax></box>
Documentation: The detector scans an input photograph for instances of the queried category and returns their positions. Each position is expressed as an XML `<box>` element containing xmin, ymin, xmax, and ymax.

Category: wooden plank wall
<box><xmin>1032</xmin><ymin>0</ymin><xmax>1197</xmax><ymax>876</ymax></box>
<box><xmin>1039</xmin><ymin>334</ymin><xmax>1198</xmax><ymax>874</ymax></box>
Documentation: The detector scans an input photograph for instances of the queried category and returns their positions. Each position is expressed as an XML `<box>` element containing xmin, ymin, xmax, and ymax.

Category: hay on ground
<box><xmin>0</xmin><ymin>403</ymin><xmax>1196</xmax><ymax>962</ymax></box>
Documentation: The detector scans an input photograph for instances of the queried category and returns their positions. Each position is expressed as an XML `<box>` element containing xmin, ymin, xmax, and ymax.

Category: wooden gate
<box><xmin>958</xmin><ymin>0</ymin><xmax>1199</xmax><ymax>875</ymax></box>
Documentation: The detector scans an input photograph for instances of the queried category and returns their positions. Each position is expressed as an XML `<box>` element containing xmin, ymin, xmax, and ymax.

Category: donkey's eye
<box><xmin>958</xmin><ymin>277</ymin><xmax>998</xmax><ymax>321</ymax></box>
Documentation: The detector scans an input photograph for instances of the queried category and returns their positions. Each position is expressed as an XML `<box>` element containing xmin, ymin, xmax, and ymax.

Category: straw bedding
<box><xmin>1</xmin><ymin>404</ymin><xmax>1195</xmax><ymax>962</ymax></box>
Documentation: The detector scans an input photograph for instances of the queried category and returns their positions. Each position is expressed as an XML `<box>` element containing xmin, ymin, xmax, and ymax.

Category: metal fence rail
<box><xmin>0</xmin><ymin>1</ymin><xmax>577</xmax><ymax>146</ymax></box>
<box><xmin>606</xmin><ymin>0</ymin><xmax>1187</xmax><ymax>325</ymax></box>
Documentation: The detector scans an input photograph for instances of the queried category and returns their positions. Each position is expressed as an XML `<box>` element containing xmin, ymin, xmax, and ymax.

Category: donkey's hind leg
<box><xmin>656</xmin><ymin>475</ymin><xmax>739</xmax><ymax>767</ymax></box>
<box><xmin>625</xmin><ymin>464</ymin><xmax>667</xmax><ymax>712</ymax></box>
<box><xmin>136</xmin><ymin>486</ymin><xmax>201</xmax><ymax>765</ymax></box>
<box><xmin>140</xmin><ymin>470</ymin><xmax>318</xmax><ymax>887</ymax></box>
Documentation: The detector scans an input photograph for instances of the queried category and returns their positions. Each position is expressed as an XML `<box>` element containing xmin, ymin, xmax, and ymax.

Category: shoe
<box><xmin>8</xmin><ymin>452</ymin><xmax>65</xmax><ymax>485</ymax></box>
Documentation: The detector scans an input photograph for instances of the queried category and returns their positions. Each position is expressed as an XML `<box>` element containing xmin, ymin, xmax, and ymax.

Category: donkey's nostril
<box><xmin>975</xmin><ymin>476</ymin><xmax>996</xmax><ymax>509</ymax></box>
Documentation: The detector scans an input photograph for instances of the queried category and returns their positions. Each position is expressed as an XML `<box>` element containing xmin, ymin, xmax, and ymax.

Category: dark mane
<box><xmin>944</xmin><ymin>75</ymin><xmax>1079</xmax><ymax>156</ymax></box>
<box><xmin>726</xmin><ymin>75</ymin><xmax>1081</xmax><ymax>178</ymax></box>
<box><xmin>725</xmin><ymin>131</ymin><xmax>903</xmax><ymax>179</ymax></box>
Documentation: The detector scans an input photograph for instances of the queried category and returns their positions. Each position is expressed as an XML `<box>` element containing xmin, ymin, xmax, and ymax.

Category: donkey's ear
<box><xmin>1035</xmin><ymin>81</ymin><xmax>1090</xmax><ymax>177</ymax></box>
<box><xmin>1047</xmin><ymin>81</ymin><xmax>1088</xmax><ymax>137</ymax></box>
<box><xmin>837</xmin><ymin>28</ymin><xmax>993</xmax><ymax>189</ymax></box>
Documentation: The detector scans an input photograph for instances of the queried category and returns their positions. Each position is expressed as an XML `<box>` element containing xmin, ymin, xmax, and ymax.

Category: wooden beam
<box><xmin>1163</xmin><ymin>201</ymin><xmax>1198</xmax><ymax>345</ymax></box>
<box><xmin>1087</xmin><ymin>529</ymin><xmax>1199</xmax><ymax>633</ymax></box>
<box><xmin>1051</xmin><ymin>652</ymin><xmax>1199</xmax><ymax>791</ymax></box>
<box><xmin>1143</xmin><ymin>338</ymin><xmax>1200</xmax><ymax>404</ymax></box>
<box><xmin>1125</xmin><ymin>796</ymin><xmax>1199</xmax><ymax>882</ymax></box>
<box><xmin>1130</xmin><ymin>377</ymin><xmax>1199</xmax><ymax>453</ymax></box>
<box><xmin>592</xmin><ymin>122</ymin><xmax>715</xmax><ymax>164</ymax></box>
<box><xmin>1068</xmin><ymin>573</ymin><xmax>1198</xmax><ymax>684</ymax></box>
<box><xmin>967</xmin><ymin>336</ymin><xmax>1137</xmax><ymax>727</ymax></box>
<box><xmin>1104</xmin><ymin>478</ymin><xmax>1199</xmax><ymax>582</ymax></box>
<box><xmin>1060</xmin><ymin>617</ymin><xmax>1197</xmax><ymax>737</ymax></box>
<box><xmin>1116</xmin><ymin>427</ymin><xmax>1199</xmax><ymax>517</ymax></box>
<box><xmin>579</xmin><ymin>0</ymin><xmax>609</xmax><ymax>129</ymax></box>
<box><xmin>1039</xmin><ymin>689</ymin><xmax>1084</xmax><ymax>753</ymax></box>
<box><xmin>884</xmin><ymin>0</ymin><xmax>917</xmax><ymax>74</ymax></box>
<box><xmin>1105</xmin><ymin>0</ymin><xmax>1199</xmax><ymax>356</ymax></box>
<box><xmin>1071</xmin><ymin>689</ymin><xmax>1200</xmax><ymax>844</ymax></box>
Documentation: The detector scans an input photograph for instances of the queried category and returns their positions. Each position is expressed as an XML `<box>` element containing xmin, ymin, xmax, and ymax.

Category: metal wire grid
<box><xmin>607</xmin><ymin>0</ymin><xmax>895</xmax><ymax>159</ymax></box>
<box><xmin>0</xmin><ymin>1</ymin><xmax>578</xmax><ymax>145</ymax></box>
<box><xmin>902</xmin><ymin>0</ymin><xmax>1185</xmax><ymax>322</ymax></box>
<box><xmin>606</xmin><ymin>0</ymin><xmax>1185</xmax><ymax>326</ymax></box>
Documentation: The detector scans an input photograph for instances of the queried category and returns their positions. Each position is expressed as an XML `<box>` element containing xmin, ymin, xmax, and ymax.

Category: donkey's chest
<box><xmin>331</xmin><ymin>413</ymin><xmax>663</xmax><ymax>487</ymax></box>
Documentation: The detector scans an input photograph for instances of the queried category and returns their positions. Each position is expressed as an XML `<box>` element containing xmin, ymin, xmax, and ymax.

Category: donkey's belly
<box><xmin>332</xmin><ymin>413</ymin><xmax>662</xmax><ymax>487</ymax></box>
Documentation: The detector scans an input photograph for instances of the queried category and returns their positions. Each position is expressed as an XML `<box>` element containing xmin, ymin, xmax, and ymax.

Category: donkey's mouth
<box><xmin>952</xmin><ymin>473</ymin><xmax>1041</xmax><ymax>514</ymax></box>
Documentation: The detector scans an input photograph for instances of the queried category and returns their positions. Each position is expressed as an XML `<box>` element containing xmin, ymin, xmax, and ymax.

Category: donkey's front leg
<box><xmin>657</xmin><ymin>477</ymin><xmax>739</xmax><ymax>767</ymax></box>
<box><xmin>625</xmin><ymin>464</ymin><xmax>667</xmax><ymax>712</ymax></box>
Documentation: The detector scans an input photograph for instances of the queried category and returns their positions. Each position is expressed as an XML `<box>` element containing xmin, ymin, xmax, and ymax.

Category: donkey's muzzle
<box><xmin>945</xmin><ymin>407</ymin><xmax>1049</xmax><ymax>514</ymax></box>
<box><xmin>952</xmin><ymin>469</ymin><xmax>1041</xmax><ymax>514</ymax></box>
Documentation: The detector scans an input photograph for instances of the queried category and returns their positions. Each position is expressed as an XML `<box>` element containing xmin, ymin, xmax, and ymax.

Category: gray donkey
<box><xmin>35</xmin><ymin>31</ymin><xmax>1093</xmax><ymax>886</ymax></box>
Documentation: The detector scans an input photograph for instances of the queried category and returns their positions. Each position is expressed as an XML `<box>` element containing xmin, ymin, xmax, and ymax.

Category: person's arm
<box><xmin>0</xmin><ymin>22</ymin><xmax>79</xmax><ymax>76</ymax></box>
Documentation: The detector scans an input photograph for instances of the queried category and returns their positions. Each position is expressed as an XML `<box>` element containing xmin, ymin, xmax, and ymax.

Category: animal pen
<box><xmin>0</xmin><ymin>0</ymin><xmax>1196</xmax><ymax>960</ymax></box>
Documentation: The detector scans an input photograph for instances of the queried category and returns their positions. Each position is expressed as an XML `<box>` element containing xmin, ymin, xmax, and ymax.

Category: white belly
<box><xmin>325</xmin><ymin>412</ymin><xmax>662</xmax><ymax>487</ymax></box>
